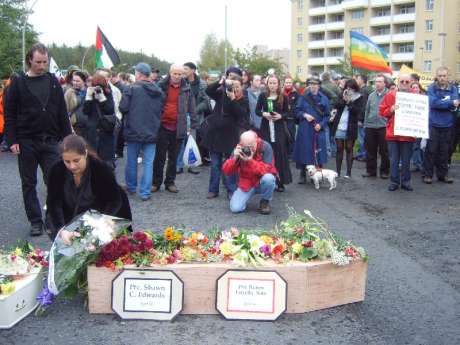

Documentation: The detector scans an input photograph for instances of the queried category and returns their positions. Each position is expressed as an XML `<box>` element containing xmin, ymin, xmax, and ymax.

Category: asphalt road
<box><xmin>1</xmin><ymin>150</ymin><xmax>459</xmax><ymax>345</ymax></box>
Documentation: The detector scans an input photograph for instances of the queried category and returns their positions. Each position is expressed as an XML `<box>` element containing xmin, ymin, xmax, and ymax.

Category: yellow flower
<box><xmin>164</xmin><ymin>227</ymin><xmax>174</xmax><ymax>241</ymax></box>
<box><xmin>260</xmin><ymin>235</ymin><xmax>274</xmax><ymax>245</ymax></box>
<box><xmin>14</xmin><ymin>248</ymin><xmax>23</xmax><ymax>257</ymax></box>
<box><xmin>173</xmin><ymin>232</ymin><xmax>182</xmax><ymax>241</ymax></box>
<box><xmin>292</xmin><ymin>242</ymin><xmax>303</xmax><ymax>255</ymax></box>
<box><xmin>191</xmin><ymin>232</ymin><xmax>198</xmax><ymax>241</ymax></box>
<box><xmin>220</xmin><ymin>241</ymin><xmax>234</xmax><ymax>256</ymax></box>
<box><xmin>0</xmin><ymin>282</ymin><xmax>15</xmax><ymax>295</ymax></box>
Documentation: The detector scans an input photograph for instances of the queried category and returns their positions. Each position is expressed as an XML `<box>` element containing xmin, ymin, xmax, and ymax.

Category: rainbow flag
<box><xmin>350</xmin><ymin>31</ymin><xmax>392</xmax><ymax>73</ymax></box>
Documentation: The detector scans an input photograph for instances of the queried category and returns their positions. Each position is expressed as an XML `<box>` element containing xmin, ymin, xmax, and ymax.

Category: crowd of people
<box><xmin>1</xmin><ymin>42</ymin><xmax>459</xmax><ymax>237</ymax></box>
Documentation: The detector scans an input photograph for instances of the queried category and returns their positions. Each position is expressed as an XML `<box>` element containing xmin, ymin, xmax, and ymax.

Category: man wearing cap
<box><xmin>119</xmin><ymin>63</ymin><xmax>164</xmax><ymax>201</ymax></box>
<box><xmin>152</xmin><ymin>64</ymin><xmax>197</xmax><ymax>193</ymax></box>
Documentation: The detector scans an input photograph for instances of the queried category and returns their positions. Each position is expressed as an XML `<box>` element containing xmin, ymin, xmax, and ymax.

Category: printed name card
<box><xmin>112</xmin><ymin>269</ymin><xmax>183</xmax><ymax>321</ymax></box>
<box><xmin>216</xmin><ymin>270</ymin><xmax>287</xmax><ymax>321</ymax></box>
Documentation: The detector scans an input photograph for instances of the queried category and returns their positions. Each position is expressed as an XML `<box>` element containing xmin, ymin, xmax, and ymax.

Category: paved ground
<box><xmin>1</xmin><ymin>150</ymin><xmax>459</xmax><ymax>345</ymax></box>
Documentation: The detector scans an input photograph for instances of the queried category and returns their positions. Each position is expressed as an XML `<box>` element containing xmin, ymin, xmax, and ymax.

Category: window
<box><xmin>424</xmin><ymin>60</ymin><xmax>432</xmax><ymax>72</ymax></box>
<box><xmin>310</xmin><ymin>49</ymin><xmax>325</xmax><ymax>58</ymax></box>
<box><xmin>375</xmin><ymin>26</ymin><xmax>390</xmax><ymax>36</ymax></box>
<box><xmin>399</xmin><ymin>5</ymin><xmax>415</xmax><ymax>14</ymax></box>
<box><xmin>297</xmin><ymin>17</ymin><xmax>303</xmax><ymax>26</ymax></box>
<box><xmin>398</xmin><ymin>43</ymin><xmax>414</xmax><ymax>53</ymax></box>
<box><xmin>328</xmin><ymin>48</ymin><xmax>344</xmax><ymax>57</ymax></box>
<box><xmin>425</xmin><ymin>0</ymin><xmax>434</xmax><ymax>11</ymax></box>
<box><xmin>424</xmin><ymin>40</ymin><xmax>432</xmax><ymax>52</ymax></box>
<box><xmin>351</xmin><ymin>27</ymin><xmax>364</xmax><ymax>34</ymax></box>
<box><xmin>329</xmin><ymin>31</ymin><xmax>344</xmax><ymax>39</ymax></box>
<box><xmin>375</xmin><ymin>7</ymin><xmax>391</xmax><ymax>17</ymax></box>
<box><xmin>297</xmin><ymin>65</ymin><xmax>302</xmax><ymax>74</ymax></box>
<box><xmin>311</xmin><ymin>32</ymin><xmax>325</xmax><ymax>41</ymax></box>
<box><xmin>426</xmin><ymin>20</ymin><xmax>433</xmax><ymax>32</ymax></box>
<box><xmin>399</xmin><ymin>23</ymin><xmax>415</xmax><ymax>33</ymax></box>
<box><xmin>328</xmin><ymin>0</ymin><xmax>343</xmax><ymax>5</ymax></box>
<box><xmin>298</xmin><ymin>0</ymin><xmax>304</xmax><ymax>10</ymax></box>
<box><xmin>380</xmin><ymin>44</ymin><xmax>390</xmax><ymax>54</ymax></box>
<box><xmin>311</xmin><ymin>15</ymin><xmax>325</xmax><ymax>24</ymax></box>
<box><xmin>351</xmin><ymin>9</ymin><xmax>364</xmax><ymax>20</ymax></box>
<box><xmin>297</xmin><ymin>33</ymin><xmax>303</xmax><ymax>42</ymax></box>
<box><xmin>297</xmin><ymin>50</ymin><xmax>303</xmax><ymax>58</ymax></box>
<box><xmin>330</xmin><ymin>14</ymin><xmax>344</xmax><ymax>22</ymax></box>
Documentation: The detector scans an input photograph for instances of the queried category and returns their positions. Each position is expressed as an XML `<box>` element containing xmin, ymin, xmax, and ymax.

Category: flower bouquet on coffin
<box><xmin>37</xmin><ymin>210</ymin><xmax>130</xmax><ymax>313</ymax></box>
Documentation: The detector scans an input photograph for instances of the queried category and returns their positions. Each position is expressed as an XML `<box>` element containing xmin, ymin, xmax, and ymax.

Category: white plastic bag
<box><xmin>183</xmin><ymin>134</ymin><xmax>202</xmax><ymax>168</ymax></box>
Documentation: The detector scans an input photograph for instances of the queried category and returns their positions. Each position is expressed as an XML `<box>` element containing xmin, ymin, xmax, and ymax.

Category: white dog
<box><xmin>306</xmin><ymin>165</ymin><xmax>338</xmax><ymax>190</ymax></box>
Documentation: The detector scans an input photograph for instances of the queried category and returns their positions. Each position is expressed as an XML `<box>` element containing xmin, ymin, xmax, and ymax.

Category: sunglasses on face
<box><xmin>400</xmin><ymin>80</ymin><xmax>410</xmax><ymax>84</ymax></box>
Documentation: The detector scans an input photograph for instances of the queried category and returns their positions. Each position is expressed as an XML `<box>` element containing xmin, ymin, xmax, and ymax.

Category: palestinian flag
<box><xmin>95</xmin><ymin>26</ymin><xmax>120</xmax><ymax>69</ymax></box>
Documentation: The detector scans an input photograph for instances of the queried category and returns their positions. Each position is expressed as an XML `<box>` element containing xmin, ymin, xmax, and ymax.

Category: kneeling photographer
<box><xmin>222</xmin><ymin>131</ymin><xmax>277</xmax><ymax>215</ymax></box>
<box><xmin>83</xmin><ymin>74</ymin><xmax>116</xmax><ymax>168</ymax></box>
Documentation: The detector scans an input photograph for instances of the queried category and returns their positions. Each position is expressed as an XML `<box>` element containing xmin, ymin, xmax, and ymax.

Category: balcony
<box><xmin>309</xmin><ymin>6</ymin><xmax>327</xmax><ymax>16</ymax></box>
<box><xmin>308</xmin><ymin>40</ymin><xmax>326</xmax><ymax>49</ymax></box>
<box><xmin>326</xmin><ymin>38</ymin><xmax>345</xmax><ymax>47</ymax></box>
<box><xmin>370</xmin><ymin>15</ymin><xmax>391</xmax><ymax>26</ymax></box>
<box><xmin>392</xmin><ymin>32</ymin><xmax>415</xmax><ymax>42</ymax></box>
<box><xmin>307</xmin><ymin>57</ymin><xmax>342</xmax><ymax>66</ymax></box>
<box><xmin>327</xmin><ymin>21</ymin><xmax>346</xmax><ymax>30</ymax></box>
<box><xmin>308</xmin><ymin>23</ymin><xmax>327</xmax><ymax>32</ymax></box>
<box><xmin>393</xmin><ymin>12</ymin><xmax>416</xmax><ymax>23</ymax></box>
<box><xmin>370</xmin><ymin>0</ymin><xmax>391</xmax><ymax>6</ymax></box>
<box><xmin>391</xmin><ymin>52</ymin><xmax>415</xmax><ymax>61</ymax></box>
<box><xmin>342</xmin><ymin>0</ymin><xmax>369</xmax><ymax>9</ymax></box>
<box><xmin>370</xmin><ymin>34</ymin><xmax>391</xmax><ymax>44</ymax></box>
<box><xmin>326</xmin><ymin>4</ymin><xmax>344</xmax><ymax>13</ymax></box>
<box><xmin>393</xmin><ymin>0</ymin><xmax>415</xmax><ymax>4</ymax></box>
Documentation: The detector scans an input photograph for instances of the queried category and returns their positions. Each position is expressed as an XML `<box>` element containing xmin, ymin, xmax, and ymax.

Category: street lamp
<box><xmin>22</xmin><ymin>0</ymin><xmax>39</xmax><ymax>72</ymax></box>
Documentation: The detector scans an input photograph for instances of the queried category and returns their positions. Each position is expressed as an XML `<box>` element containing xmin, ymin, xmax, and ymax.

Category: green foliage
<box><xmin>48</xmin><ymin>43</ymin><xmax>171</xmax><ymax>75</ymax></box>
<box><xmin>233</xmin><ymin>46</ymin><xmax>284</xmax><ymax>76</ymax></box>
<box><xmin>198</xmin><ymin>33</ymin><xmax>234</xmax><ymax>73</ymax></box>
<box><xmin>0</xmin><ymin>0</ymin><xmax>38</xmax><ymax>77</ymax></box>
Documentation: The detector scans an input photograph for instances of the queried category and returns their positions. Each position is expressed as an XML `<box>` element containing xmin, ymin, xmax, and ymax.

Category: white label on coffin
<box><xmin>123</xmin><ymin>278</ymin><xmax>171</xmax><ymax>313</ymax></box>
<box><xmin>227</xmin><ymin>278</ymin><xmax>275</xmax><ymax>313</ymax></box>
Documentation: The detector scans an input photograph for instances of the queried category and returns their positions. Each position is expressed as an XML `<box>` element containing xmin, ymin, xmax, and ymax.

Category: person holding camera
<box><xmin>222</xmin><ymin>131</ymin><xmax>277</xmax><ymax>214</ymax></box>
<box><xmin>83</xmin><ymin>74</ymin><xmax>116</xmax><ymax>168</ymax></box>
<box><xmin>203</xmin><ymin>67</ymin><xmax>250</xmax><ymax>199</ymax></box>
<box><xmin>256</xmin><ymin>75</ymin><xmax>292</xmax><ymax>192</ymax></box>
<box><xmin>331</xmin><ymin>79</ymin><xmax>366</xmax><ymax>178</ymax></box>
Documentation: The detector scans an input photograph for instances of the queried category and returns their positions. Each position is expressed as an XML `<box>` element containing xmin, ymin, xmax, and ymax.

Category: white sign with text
<box><xmin>227</xmin><ymin>278</ymin><xmax>275</xmax><ymax>313</ymax></box>
<box><xmin>124</xmin><ymin>278</ymin><xmax>171</xmax><ymax>313</ymax></box>
<box><xmin>394</xmin><ymin>92</ymin><xmax>429</xmax><ymax>139</ymax></box>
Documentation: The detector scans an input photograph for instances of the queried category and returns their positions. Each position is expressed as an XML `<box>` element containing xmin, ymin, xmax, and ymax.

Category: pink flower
<box><xmin>133</xmin><ymin>232</ymin><xmax>147</xmax><ymax>242</ymax></box>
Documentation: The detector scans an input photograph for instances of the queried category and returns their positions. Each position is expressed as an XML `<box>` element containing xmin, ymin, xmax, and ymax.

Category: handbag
<box><xmin>95</xmin><ymin>102</ymin><xmax>116</xmax><ymax>133</ymax></box>
<box><xmin>283</xmin><ymin>120</ymin><xmax>294</xmax><ymax>145</ymax></box>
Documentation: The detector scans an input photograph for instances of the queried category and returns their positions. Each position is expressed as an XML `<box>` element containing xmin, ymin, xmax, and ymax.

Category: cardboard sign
<box><xmin>216</xmin><ymin>270</ymin><xmax>287</xmax><ymax>321</ymax></box>
<box><xmin>394</xmin><ymin>92</ymin><xmax>429</xmax><ymax>139</ymax></box>
<box><xmin>112</xmin><ymin>269</ymin><xmax>183</xmax><ymax>321</ymax></box>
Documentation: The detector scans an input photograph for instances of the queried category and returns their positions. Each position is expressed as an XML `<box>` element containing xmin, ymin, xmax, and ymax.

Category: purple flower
<box><xmin>37</xmin><ymin>285</ymin><xmax>55</xmax><ymax>307</ymax></box>
<box><xmin>259</xmin><ymin>245</ymin><xmax>271</xmax><ymax>257</ymax></box>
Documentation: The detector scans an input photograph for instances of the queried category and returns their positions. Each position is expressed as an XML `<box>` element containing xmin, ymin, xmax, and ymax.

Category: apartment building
<box><xmin>290</xmin><ymin>0</ymin><xmax>460</xmax><ymax>80</ymax></box>
<box><xmin>255</xmin><ymin>45</ymin><xmax>291</xmax><ymax>72</ymax></box>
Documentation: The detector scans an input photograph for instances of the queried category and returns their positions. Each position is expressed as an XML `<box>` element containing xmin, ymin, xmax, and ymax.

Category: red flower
<box><xmin>144</xmin><ymin>239</ymin><xmax>153</xmax><ymax>249</ymax></box>
<box><xmin>166</xmin><ymin>255</ymin><xmax>177</xmax><ymax>264</ymax></box>
<box><xmin>133</xmin><ymin>231</ymin><xmax>147</xmax><ymax>242</ymax></box>
<box><xmin>272</xmin><ymin>244</ymin><xmax>284</xmax><ymax>256</ymax></box>
<box><xmin>344</xmin><ymin>247</ymin><xmax>357</xmax><ymax>257</ymax></box>
<box><xmin>303</xmin><ymin>240</ymin><xmax>313</xmax><ymax>248</ymax></box>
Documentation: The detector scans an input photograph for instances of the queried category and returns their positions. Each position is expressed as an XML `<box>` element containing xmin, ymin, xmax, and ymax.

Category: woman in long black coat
<box><xmin>331</xmin><ymin>79</ymin><xmax>366</xmax><ymax>177</ymax></box>
<box><xmin>256</xmin><ymin>75</ymin><xmax>292</xmax><ymax>191</ymax></box>
<box><xmin>83</xmin><ymin>74</ymin><xmax>116</xmax><ymax>167</ymax></box>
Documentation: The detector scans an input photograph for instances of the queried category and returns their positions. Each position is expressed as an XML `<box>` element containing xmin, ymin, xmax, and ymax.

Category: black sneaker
<box><xmin>30</xmin><ymin>223</ymin><xmax>43</xmax><ymax>236</ymax></box>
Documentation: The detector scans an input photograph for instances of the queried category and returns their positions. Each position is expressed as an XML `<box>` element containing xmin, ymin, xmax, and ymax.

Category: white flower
<box><xmin>83</xmin><ymin>215</ymin><xmax>115</xmax><ymax>245</ymax></box>
<box><xmin>247</xmin><ymin>235</ymin><xmax>264</xmax><ymax>253</ymax></box>
<box><xmin>331</xmin><ymin>248</ymin><xmax>351</xmax><ymax>266</ymax></box>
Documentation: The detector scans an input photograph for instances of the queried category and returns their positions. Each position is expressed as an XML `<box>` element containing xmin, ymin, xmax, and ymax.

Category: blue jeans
<box><xmin>209</xmin><ymin>151</ymin><xmax>236</xmax><ymax>194</ymax></box>
<box><xmin>125</xmin><ymin>142</ymin><xmax>156</xmax><ymax>198</ymax></box>
<box><xmin>176</xmin><ymin>139</ymin><xmax>186</xmax><ymax>170</ymax></box>
<box><xmin>411</xmin><ymin>138</ymin><xmax>424</xmax><ymax>171</ymax></box>
<box><xmin>356</xmin><ymin>126</ymin><xmax>367</xmax><ymax>159</ymax></box>
<box><xmin>230</xmin><ymin>174</ymin><xmax>276</xmax><ymax>213</ymax></box>
<box><xmin>388</xmin><ymin>141</ymin><xmax>413</xmax><ymax>187</ymax></box>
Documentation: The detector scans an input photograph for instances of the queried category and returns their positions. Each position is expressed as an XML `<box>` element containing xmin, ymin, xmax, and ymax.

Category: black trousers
<box><xmin>424</xmin><ymin>126</ymin><xmax>451</xmax><ymax>179</ymax></box>
<box><xmin>153</xmin><ymin>127</ymin><xmax>183</xmax><ymax>187</ymax></box>
<box><xmin>17</xmin><ymin>139</ymin><xmax>60</xmax><ymax>225</ymax></box>
<box><xmin>364</xmin><ymin>127</ymin><xmax>389</xmax><ymax>175</ymax></box>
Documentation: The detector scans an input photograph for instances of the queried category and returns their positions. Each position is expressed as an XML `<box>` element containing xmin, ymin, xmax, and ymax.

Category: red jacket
<box><xmin>222</xmin><ymin>139</ymin><xmax>277</xmax><ymax>192</ymax></box>
<box><xmin>379</xmin><ymin>90</ymin><xmax>416</xmax><ymax>142</ymax></box>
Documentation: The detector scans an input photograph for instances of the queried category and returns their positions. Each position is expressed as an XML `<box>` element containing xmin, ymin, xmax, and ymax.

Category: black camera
<box><xmin>241</xmin><ymin>146</ymin><xmax>252</xmax><ymax>157</ymax></box>
<box><xmin>94</xmin><ymin>86</ymin><xmax>102</xmax><ymax>94</ymax></box>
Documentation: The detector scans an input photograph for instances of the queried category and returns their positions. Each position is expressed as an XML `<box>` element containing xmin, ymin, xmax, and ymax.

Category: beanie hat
<box><xmin>183</xmin><ymin>62</ymin><xmax>197</xmax><ymax>70</ymax></box>
<box><xmin>135</xmin><ymin>62</ymin><xmax>151</xmax><ymax>77</ymax></box>
<box><xmin>225</xmin><ymin>66</ymin><xmax>243</xmax><ymax>77</ymax></box>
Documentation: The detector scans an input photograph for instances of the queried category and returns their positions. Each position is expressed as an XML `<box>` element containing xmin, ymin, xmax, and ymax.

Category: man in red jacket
<box><xmin>222</xmin><ymin>131</ymin><xmax>277</xmax><ymax>214</ymax></box>
<box><xmin>379</xmin><ymin>74</ymin><xmax>416</xmax><ymax>191</ymax></box>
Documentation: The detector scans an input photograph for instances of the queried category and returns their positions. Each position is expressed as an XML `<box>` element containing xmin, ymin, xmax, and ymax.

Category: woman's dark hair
<box><xmin>91</xmin><ymin>74</ymin><xmax>111</xmax><ymax>94</ymax></box>
<box><xmin>25</xmin><ymin>43</ymin><xmax>48</xmax><ymax>68</ymax></box>
<box><xmin>61</xmin><ymin>134</ymin><xmax>98</xmax><ymax>159</ymax></box>
<box><xmin>72</xmin><ymin>70</ymin><xmax>87</xmax><ymax>83</ymax></box>
<box><xmin>242</xmin><ymin>70</ymin><xmax>251</xmax><ymax>85</ymax></box>
<box><xmin>344</xmin><ymin>79</ymin><xmax>360</xmax><ymax>92</ymax></box>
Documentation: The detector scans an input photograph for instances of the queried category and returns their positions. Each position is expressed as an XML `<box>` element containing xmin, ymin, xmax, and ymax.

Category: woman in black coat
<box><xmin>203</xmin><ymin>74</ymin><xmax>250</xmax><ymax>199</ymax></box>
<box><xmin>46</xmin><ymin>134</ymin><xmax>131</xmax><ymax>240</ymax></box>
<box><xmin>83</xmin><ymin>74</ymin><xmax>116</xmax><ymax>167</ymax></box>
<box><xmin>331</xmin><ymin>79</ymin><xmax>366</xmax><ymax>177</ymax></box>
<box><xmin>256</xmin><ymin>75</ymin><xmax>292</xmax><ymax>191</ymax></box>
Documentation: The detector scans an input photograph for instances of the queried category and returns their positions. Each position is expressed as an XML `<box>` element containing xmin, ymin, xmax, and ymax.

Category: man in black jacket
<box><xmin>4</xmin><ymin>43</ymin><xmax>72</xmax><ymax>236</ymax></box>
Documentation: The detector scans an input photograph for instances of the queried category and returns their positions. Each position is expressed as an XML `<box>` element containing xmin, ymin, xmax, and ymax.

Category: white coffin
<box><xmin>0</xmin><ymin>268</ymin><xmax>44</xmax><ymax>329</ymax></box>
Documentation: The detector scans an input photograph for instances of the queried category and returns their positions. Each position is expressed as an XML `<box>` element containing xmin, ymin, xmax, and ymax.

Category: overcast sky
<box><xmin>29</xmin><ymin>0</ymin><xmax>291</xmax><ymax>64</ymax></box>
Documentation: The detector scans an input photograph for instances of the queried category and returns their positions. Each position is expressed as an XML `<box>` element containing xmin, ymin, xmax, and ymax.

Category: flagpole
<box><xmin>22</xmin><ymin>0</ymin><xmax>38</xmax><ymax>72</ymax></box>
<box><xmin>81</xmin><ymin>46</ymin><xmax>92</xmax><ymax>70</ymax></box>
<box><xmin>224</xmin><ymin>4</ymin><xmax>228</xmax><ymax>72</ymax></box>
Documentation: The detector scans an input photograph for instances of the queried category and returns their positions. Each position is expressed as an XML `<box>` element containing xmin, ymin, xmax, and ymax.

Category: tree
<box><xmin>0</xmin><ymin>0</ymin><xmax>38</xmax><ymax>77</ymax></box>
<box><xmin>198</xmin><ymin>33</ymin><xmax>233</xmax><ymax>73</ymax></box>
<box><xmin>233</xmin><ymin>46</ymin><xmax>284</xmax><ymax>76</ymax></box>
